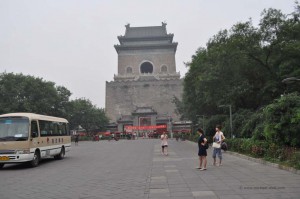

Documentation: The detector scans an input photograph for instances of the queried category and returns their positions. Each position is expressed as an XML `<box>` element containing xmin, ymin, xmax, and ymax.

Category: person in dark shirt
<box><xmin>196</xmin><ymin>128</ymin><xmax>207</xmax><ymax>170</ymax></box>
<box><xmin>74</xmin><ymin>134</ymin><xmax>79</xmax><ymax>146</ymax></box>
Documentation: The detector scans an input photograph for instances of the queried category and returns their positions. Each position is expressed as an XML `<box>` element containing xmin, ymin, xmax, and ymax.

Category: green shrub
<box><xmin>262</xmin><ymin>93</ymin><xmax>300</xmax><ymax>147</ymax></box>
<box><xmin>226</xmin><ymin>138</ymin><xmax>299</xmax><ymax>170</ymax></box>
<box><xmin>290</xmin><ymin>151</ymin><xmax>300</xmax><ymax>170</ymax></box>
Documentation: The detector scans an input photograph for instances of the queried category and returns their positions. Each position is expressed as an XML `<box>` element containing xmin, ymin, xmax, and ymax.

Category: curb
<box><xmin>226</xmin><ymin>151</ymin><xmax>300</xmax><ymax>175</ymax></box>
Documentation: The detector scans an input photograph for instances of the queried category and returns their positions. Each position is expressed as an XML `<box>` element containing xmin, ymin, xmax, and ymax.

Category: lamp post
<box><xmin>282</xmin><ymin>77</ymin><xmax>300</xmax><ymax>84</ymax></box>
<box><xmin>219</xmin><ymin>105</ymin><xmax>232</xmax><ymax>138</ymax></box>
<box><xmin>282</xmin><ymin>77</ymin><xmax>300</xmax><ymax>94</ymax></box>
<box><xmin>168</xmin><ymin>114</ymin><xmax>173</xmax><ymax>139</ymax></box>
<box><xmin>162</xmin><ymin>113</ymin><xmax>173</xmax><ymax>138</ymax></box>
<box><xmin>196</xmin><ymin>115</ymin><xmax>205</xmax><ymax>132</ymax></box>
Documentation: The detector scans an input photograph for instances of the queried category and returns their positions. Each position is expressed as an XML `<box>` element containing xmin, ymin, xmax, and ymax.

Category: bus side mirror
<box><xmin>31</xmin><ymin>132</ymin><xmax>38</xmax><ymax>138</ymax></box>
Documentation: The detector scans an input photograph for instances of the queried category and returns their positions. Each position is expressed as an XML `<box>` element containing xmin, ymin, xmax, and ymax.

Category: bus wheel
<box><xmin>54</xmin><ymin>147</ymin><xmax>65</xmax><ymax>160</ymax></box>
<box><xmin>0</xmin><ymin>163</ymin><xmax>4</xmax><ymax>169</ymax></box>
<box><xmin>30</xmin><ymin>151</ymin><xmax>40</xmax><ymax>167</ymax></box>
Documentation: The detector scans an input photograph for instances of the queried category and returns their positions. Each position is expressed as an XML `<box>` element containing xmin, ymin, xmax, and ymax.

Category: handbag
<box><xmin>212</xmin><ymin>142</ymin><xmax>221</xmax><ymax>148</ymax></box>
<box><xmin>204</xmin><ymin>142</ymin><xmax>209</xmax><ymax>149</ymax></box>
<box><xmin>221</xmin><ymin>142</ymin><xmax>228</xmax><ymax>151</ymax></box>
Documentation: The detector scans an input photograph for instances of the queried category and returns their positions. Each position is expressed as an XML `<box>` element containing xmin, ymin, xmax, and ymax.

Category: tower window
<box><xmin>126</xmin><ymin>67</ymin><xmax>133</xmax><ymax>74</ymax></box>
<box><xmin>140</xmin><ymin>62</ymin><xmax>153</xmax><ymax>73</ymax></box>
<box><xmin>161</xmin><ymin>65</ymin><xmax>168</xmax><ymax>73</ymax></box>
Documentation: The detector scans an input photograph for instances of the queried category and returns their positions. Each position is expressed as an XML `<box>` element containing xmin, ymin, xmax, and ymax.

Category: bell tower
<box><xmin>106</xmin><ymin>23</ymin><xmax>183</xmax><ymax>123</ymax></box>
<box><xmin>113</xmin><ymin>22</ymin><xmax>180</xmax><ymax>81</ymax></box>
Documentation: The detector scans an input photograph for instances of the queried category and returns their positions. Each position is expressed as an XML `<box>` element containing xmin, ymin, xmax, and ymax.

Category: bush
<box><xmin>290</xmin><ymin>151</ymin><xmax>300</xmax><ymax>170</ymax></box>
<box><xmin>226</xmin><ymin>138</ymin><xmax>300</xmax><ymax>169</ymax></box>
<box><xmin>262</xmin><ymin>93</ymin><xmax>300</xmax><ymax>147</ymax></box>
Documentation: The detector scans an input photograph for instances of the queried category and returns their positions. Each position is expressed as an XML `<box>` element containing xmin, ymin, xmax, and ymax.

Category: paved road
<box><xmin>0</xmin><ymin>139</ymin><xmax>299</xmax><ymax>199</ymax></box>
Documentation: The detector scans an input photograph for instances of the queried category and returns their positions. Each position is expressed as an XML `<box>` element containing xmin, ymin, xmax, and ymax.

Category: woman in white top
<box><xmin>161</xmin><ymin>132</ymin><xmax>168</xmax><ymax>155</ymax></box>
<box><xmin>212</xmin><ymin>125</ymin><xmax>225</xmax><ymax>166</ymax></box>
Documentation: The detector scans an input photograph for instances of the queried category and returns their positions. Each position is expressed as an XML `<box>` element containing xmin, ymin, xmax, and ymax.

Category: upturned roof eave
<box><xmin>114</xmin><ymin>43</ymin><xmax>178</xmax><ymax>53</ymax></box>
<box><xmin>117</xmin><ymin>34</ymin><xmax>174</xmax><ymax>43</ymax></box>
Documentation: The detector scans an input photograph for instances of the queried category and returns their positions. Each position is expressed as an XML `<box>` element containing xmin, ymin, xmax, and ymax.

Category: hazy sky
<box><xmin>0</xmin><ymin>0</ymin><xmax>296</xmax><ymax>108</ymax></box>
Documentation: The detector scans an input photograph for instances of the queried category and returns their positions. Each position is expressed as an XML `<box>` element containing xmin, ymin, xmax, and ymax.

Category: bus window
<box><xmin>39</xmin><ymin>120</ymin><xmax>50</xmax><ymax>136</ymax></box>
<box><xmin>0</xmin><ymin>117</ymin><xmax>29</xmax><ymax>141</ymax></box>
<box><xmin>31</xmin><ymin>121</ymin><xmax>39</xmax><ymax>138</ymax></box>
<box><xmin>39</xmin><ymin>121</ymin><xmax>68</xmax><ymax>136</ymax></box>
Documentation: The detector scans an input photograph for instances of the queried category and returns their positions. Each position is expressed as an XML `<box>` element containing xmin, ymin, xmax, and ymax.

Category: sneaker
<box><xmin>195</xmin><ymin>167</ymin><xmax>202</xmax><ymax>169</ymax></box>
<box><xmin>199</xmin><ymin>168</ymin><xmax>207</xmax><ymax>171</ymax></box>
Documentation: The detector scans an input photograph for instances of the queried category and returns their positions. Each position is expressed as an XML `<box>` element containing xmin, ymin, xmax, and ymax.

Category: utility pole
<box><xmin>219</xmin><ymin>105</ymin><xmax>232</xmax><ymax>138</ymax></box>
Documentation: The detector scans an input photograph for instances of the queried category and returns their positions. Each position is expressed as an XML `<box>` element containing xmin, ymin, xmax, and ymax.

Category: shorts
<box><xmin>212</xmin><ymin>148</ymin><xmax>222</xmax><ymax>159</ymax></box>
<box><xmin>161</xmin><ymin>145</ymin><xmax>168</xmax><ymax>149</ymax></box>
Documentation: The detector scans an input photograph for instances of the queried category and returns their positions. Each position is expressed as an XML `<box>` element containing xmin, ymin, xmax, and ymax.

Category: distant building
<box><xmin>105</xmin><ymin>23</ymin><xmax>189</xmax><ymax>134</ymax></box>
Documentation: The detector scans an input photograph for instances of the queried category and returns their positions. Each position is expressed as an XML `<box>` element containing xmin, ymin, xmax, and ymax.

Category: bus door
<box><xmin>30</xmin><ymin>120</ymin><xmax>40</xmax><ymax>147</ymax></box>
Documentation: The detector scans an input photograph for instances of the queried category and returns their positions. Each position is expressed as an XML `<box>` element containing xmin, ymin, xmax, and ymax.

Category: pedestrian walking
<box><xmin>160</xmin><ymin>132</ymin><xmax>168</xmax><ymax>155</ymax></box>
<box><xmin>212</xmin><ymin>125</ymin><xmax>225</xmax><ymax>166</ymax></box>
<box><xmin>196</xmin><ymin>128</ymin><xmax>207</xmax><ymax>171</ymax></box>
<box><xmin>74</xmin><ymin>134</ymin><xmax>79</xmax><ymax>146</ymax></box>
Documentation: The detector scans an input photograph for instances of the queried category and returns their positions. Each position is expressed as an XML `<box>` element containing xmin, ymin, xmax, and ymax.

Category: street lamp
<box><xmin>162</xmin><ymin>113</ymin><xmax>173</xmax><ymax>138</ymax></box>
<box><xmin>219</xmin><ymin>105</ymin><xmax>232</xmax><ymax>138</ymax></box>
<box><xmin>196</xmin><ymin>115</ymin><xmax>205</xmax><ymax>132</ymax></box>
<box><xmin>282</xmin><ymin>77</ymin><xmax>300</xmax><ymax>94</ymax></box>
<box><xmin>167</xmin><ymin>114</ymin><xmax>173</xmax><ymax>139</ymax></box>
<box><xmin>282</xmin><ymin>77</ymin><xmax>300</xmax><ymax>84</ymax></box>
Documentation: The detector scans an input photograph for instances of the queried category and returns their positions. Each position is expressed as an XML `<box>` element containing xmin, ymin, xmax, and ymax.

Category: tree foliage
<box><xmin>65</xmin><ymin>98</ymin><xmax>108</xmax><ymax>133</ymax></box>
<box><xmin>180</xmin><ymin>4</ymin><xmax>300</xmax><ymax>145</ymax></box>
<box><xmin>0</xmin><ymin>72</ymin><xmax>71</xmax><ymax>116</ymax></box>
<box><xmin>262</xmin><ymin>93</ymin><xmax>300</xmax><ymax>146</ymax></box>
<box><xmin>0</xmin><ymin>72</ymin><xmax>109</xmax><ymax>132</ymax></box>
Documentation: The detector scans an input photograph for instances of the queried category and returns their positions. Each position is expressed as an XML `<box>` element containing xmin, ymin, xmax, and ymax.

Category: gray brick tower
<box><xmin>105</xmin><ymin>23</ymin><xmax>183</xmax><ymax>132</ymax></box>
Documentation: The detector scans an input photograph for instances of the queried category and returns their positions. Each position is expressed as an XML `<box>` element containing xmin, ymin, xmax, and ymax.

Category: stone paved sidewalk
<box><xmin>146</xmin><ymin>139</ymin><xmax>300</xmax><ymax>199</ymax></box>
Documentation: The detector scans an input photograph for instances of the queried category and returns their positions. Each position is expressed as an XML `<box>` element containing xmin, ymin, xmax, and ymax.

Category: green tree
<box><xmin>0</xmin><ymin>72</ymin><xmax>71</xmax><ymax>116</ymax></box>
<box><xmin>180</xmin><ymin>4</ymin><xmax>300</xmax><ymax>139</ymax></box>
<box><xmin>66</xmin><ymin>98</ymin><xmax>108</xmax><ymax>133</ymax></box>
<box><xmin>0</xmin><ymin>73</ymin><xmax>109</xmax><ymax>134</ymax></box>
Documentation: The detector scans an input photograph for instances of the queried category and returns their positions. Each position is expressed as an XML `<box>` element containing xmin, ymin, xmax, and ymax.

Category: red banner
<box><xmin>125</xmin><ymin>125</ymin><xmax>167</xmax><ymax>130</ymax></box>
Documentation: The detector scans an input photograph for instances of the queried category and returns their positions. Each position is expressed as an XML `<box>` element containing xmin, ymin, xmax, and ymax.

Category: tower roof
<box><xmin>124</xmin><ymin>24</ymin><xmax>167</xmax><ymax>38</ymax></box>
<box><xmin>115</xmin><ymin>22</ymin><xmax>177</xmax><ymax>53</ymax></box>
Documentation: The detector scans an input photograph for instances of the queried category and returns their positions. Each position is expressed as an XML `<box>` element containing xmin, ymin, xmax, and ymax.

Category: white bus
<box><xmin>0</xmin><ymin>113</ymin><xmax>71</xmax><ymax>168</ymax></box>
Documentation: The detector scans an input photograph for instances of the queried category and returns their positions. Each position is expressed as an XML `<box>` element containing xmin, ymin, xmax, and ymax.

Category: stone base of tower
<box><xmin>105</xmin><ymin>78</ymin><xmax>183</xmax><ymax>123</ymax></box>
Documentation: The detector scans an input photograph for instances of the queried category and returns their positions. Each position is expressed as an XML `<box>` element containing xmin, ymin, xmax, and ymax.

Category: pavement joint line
<box><xmin>192</xmin><ymin>191</ymin><xmax>218</xmax><ymax>197</ymax></box>
<box><xmin>151</xmin><ymin>176</ymin><xmax>166</xmax><ymax>180</ymax></box>
<box><xmin>149</xmin><ymin>188</ymin><xmax>170</xmax><ymax>194</ymax></box>
<box><xmin>164</xmin><ymin>165</ymin><xmax>176</xmax><ymax>168</ymax></box>
<box><xmin>165</xmin><ymin>169</ymin><xmax>179</xmax><ymax>172</ymax></box>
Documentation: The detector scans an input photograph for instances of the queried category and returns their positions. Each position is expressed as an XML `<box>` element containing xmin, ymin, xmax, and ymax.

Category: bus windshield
<box><xmin>0</xmin><ymin>117</ymin><xmax>29</xmax><ymax>141</ymax></box>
